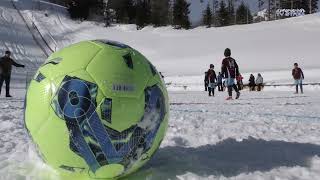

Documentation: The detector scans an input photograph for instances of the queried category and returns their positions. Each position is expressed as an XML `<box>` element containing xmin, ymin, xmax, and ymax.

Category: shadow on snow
<box><xmin>126</xmin><ymin>137</ymin><xmax>320</xmax><ymax>180</ymax></box>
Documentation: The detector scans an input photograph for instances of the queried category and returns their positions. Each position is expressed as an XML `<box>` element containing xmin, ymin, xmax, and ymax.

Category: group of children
<box><xmin>248</xmin><ymin>73</ymin><xmax>264</xmax><ymax>91</ymax></box>
<box><xmin>204</xmin><ymin>49</ymin><xmax>306</xmax><ymax>99</ymax></box>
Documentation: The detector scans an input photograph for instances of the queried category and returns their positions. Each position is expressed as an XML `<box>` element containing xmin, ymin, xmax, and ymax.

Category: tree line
<box><xmin>54</xmin><ymin>0</ymin><xmax>319</xmax><ymax>30</ymax></box>
<box><xmin>59</xmin><ymin>0</ymin><xmax>190</xmax><ymax>29</ymax></box>
<box><xmin>202</xmin><ymin>0</ymin><xmax>253</xmax><ymax>28</ymax></box>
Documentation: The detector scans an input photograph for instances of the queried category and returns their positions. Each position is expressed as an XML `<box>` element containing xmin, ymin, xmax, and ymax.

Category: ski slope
<box><xmin>1</xmin><ymin>0</ymin><xmax>320</xmax><ymax>180</ymax></box>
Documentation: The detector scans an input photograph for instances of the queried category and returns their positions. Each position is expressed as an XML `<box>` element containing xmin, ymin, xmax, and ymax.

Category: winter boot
<box><xmin>236</xmin><ymin>92</ymin><xmax>240</xmax><ymax>99</ymax></box>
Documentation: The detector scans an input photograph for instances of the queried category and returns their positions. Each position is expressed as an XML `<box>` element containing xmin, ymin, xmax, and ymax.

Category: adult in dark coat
<box><xmin>0</xmin><ymin>51</ymin><xmax>25</xmax><ymax>97</ymax></box>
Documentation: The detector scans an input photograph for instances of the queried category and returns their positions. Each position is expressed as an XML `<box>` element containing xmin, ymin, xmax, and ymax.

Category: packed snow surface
<box><xmin>19</xmin><ymin>0</ymin><xmax>320</xmax><ymax>88</ymax></box>
<box><xmin>0</xmin><ymin>0</ymin><xmax>320</xmax><ymax>179</ymax></box>
<box><xmin>1</xmin><ymin>90</ymin><xmax>320</xmax><ymax>180</ymax></box>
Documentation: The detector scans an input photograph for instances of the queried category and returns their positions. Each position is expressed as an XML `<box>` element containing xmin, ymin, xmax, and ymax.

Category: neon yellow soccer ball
<box><xmin>24</xmin><ymin>40</ymin><xmax>169</xmax><ymax>179</ymax></box>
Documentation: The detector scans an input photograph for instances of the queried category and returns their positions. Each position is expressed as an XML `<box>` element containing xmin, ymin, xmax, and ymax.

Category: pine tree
<box><xmin>217</xmin><ymin>0</ymin><xmax>229</xmax><ymax>26</ymax></box>
<box><xmin>67</xmin><ymin>0</ymin><xmax>91</xmax><ymax>19</ymax></box>
<box><xmin>173</xmin><ymin>0</ymin><xmax>191</xmax><ymax>29</ymax></box>
<box><xmin>136</xmin><ymin>0</ymin><xmax>151</xmax><ymax>29</ymax></box>
<box><xmin>227</xmin><ymin>0</ymin><xmax>235</xmax><ymax>25</ymax></box>
<box><xmin>151</xmin><ymin>0</ymin><xmax>169</xmax><ymax>27</ymax></box>
<box><xmin>102</xmin><ymin>0</ymin><xmax>111</xmax><ymax>26</ymax></box>
<box><xmin>168</xmin><ymin>0</ymin><xmax>174</xmax><ymax>25</ymax></box>
<box><xmin>212</xmin><ymin>0</ymin><xmax>219</xmax><ymax>27</ymax></box>
<box><xmin>203</xmin><ymin>3</ymin><xmax>212</xmax><ymax>27</ymax></box>
<box><xmin>236</xmin><ymin>2</ymin><xmax>253</xmax><ymax>24</ymax></box>
<box><xmin>126</xmin><ymin>0</ymin><xmax>136</xmax><ymax>24</ymax></box>
<box><xmin>301</xmin><ymin>0</ymin><xmax>319</xmax><ymax>14</ymax></box>
<box><xmin>311</xmin><ymin>0</ymin><xmax>319</xmax><ymax>13</ymax></box>
<box><xmin>112</xmin><ymin>0</ymin><xmax>135</xmax><ymax>23</ymax></box>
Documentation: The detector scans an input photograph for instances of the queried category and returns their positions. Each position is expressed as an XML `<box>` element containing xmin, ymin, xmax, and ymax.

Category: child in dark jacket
<box><xmin>204</xmin><ymin>72</ymin><xmax>209</xmax><ymax>91</ymax></box>
<box><xmin>292</xmin><ymin>63</ymin><xmax>304</xmax><ymax>94</ymax></box>
<box><xmin>207</xmin><ymin>64</ymin><xmax>217</xmax><ymax>96</ymax></box>
<box><xmin>249</xmin><ymin>74</ymin><xmax>256</xmax><ymax>91</ymax></box>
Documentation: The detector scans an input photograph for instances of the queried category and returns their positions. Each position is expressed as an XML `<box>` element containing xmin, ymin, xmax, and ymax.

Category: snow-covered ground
<box><xmin>1</xmin><ymin>0</ymin><xmax>320</xmax><ymax>179</ymax></box>
<box><xmin>1</xmin><ymin>89</ymin><xmax>320</xmax><ymax>180</ymax></box>
<box><xmin>17</xmin><ymin>0</ymin><xmax>320</xmax><ymax>88</ymax></box>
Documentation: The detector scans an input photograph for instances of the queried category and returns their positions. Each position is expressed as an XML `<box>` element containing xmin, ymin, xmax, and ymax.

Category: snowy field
<box><xmin>0</xmin><ymin>0</ymin><xmax>320</xmax><ymax>179</ymax></box>
<box><xmin>16</xmin><ymin>0</ymin><xmax>320</xmax><ymax>80</ymax></box>
<box><xmin>1</xmin><ymin>89</ymin><xmax>320</xmax><ymax>180</ymax></box>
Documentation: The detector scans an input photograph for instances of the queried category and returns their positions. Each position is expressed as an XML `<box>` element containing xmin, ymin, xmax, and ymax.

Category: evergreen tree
<box><xmin>203</xmin><ymin>3</ymin><xmax>212</xmax><ymax>27</ymax></box>
<box><xmin>126</xmin><ymin>0</ymin><xmax>136</xmax><ymax>23</ymax></box>
<box><xmin>168</xmin><ymin>0</ymin><xmax>174</xmax><ymax>25</ymax></box>
<box><xmin>212</xmin><ymin>0</ymin><xmax>219</xmax><ymax>27</ymax></box>
<box><xmin>136</xmin><ymin>0</ymin><xmax>151</xmax><ymax>29</ymax></box>
<box><xmin>112</xmin><ymin>0</ymin><xmax>135</xmax><ymax>23</ymax></box>
<box><xmin>151</xmin><ymin>0</ymin><xmax>169</xmax><ymax>27</ymax></box>
<box><xmin>217</xmin><ymin>0</ymin><xmax>230</xmax><ymax>26</ymax></box>
<box><xmin>311</xmin><ymin>0</ymin><xmax>319</xmax><ymax>13</ymax></box>
<box><xmin>297</xmin><ymin>0</ymin><xmax>319</xmax><ymax>14</ymax></box>
<box><xmin>173</xmin><ymin>0</ymin><xmax>191</xmax><ymax>29</ymax></box>
<box><xmin>227</xmin><ymin>0</ymin><xmax>235</xmax><ymax>25</ymax></box>
<box><xmin>67</xmin><ymin>0</ymin><xmax>90</xmax><ymax>19</ymax></box>
<box><xmin>102</xmin><ymin>0</ymin><xmax>111</xmax><ymax>26</ymax></box>
<box><xmin>236</xmin><ymin>2</ymin><xmax>253</xmax><ymax>24</ymax></box>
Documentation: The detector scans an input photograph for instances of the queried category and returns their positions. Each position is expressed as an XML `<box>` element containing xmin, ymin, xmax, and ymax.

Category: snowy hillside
<box><xmin>1</xmin><ymin>0</ymin><xmax>320</xmax><ymax>180</ymax></box>
<box><xmin>16</xmin><ymin>0</ymin><xmax>320</xmax><ymax>89</ymax></box>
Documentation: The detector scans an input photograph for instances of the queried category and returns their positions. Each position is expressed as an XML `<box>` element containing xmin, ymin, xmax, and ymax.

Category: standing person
<box><xmin>292</xmin><ymin>63</ymin><xmax>304</xmax><ymax>94</ymax></box>
<box><xmin>256</xmin><ymin>73</ymin><xmax>264</xmax><ymax>91</ymax></box>
<box><xmin>204</xmin><ymin>71</ymin><xmax>209</xmax><ymax>91</ymax></box>
<box><xmin>236</xmin><ymin>74</ymin><xmax>244</xmax><ymax>91</ymax></box>
<box><xmin>248</xmin><ymin>74</ymin><xmax>256</xmax><ymax>91</ymax></box>
<box><xmin>221</xmin><ymin>48</ymin><xmax>240</xmax><ymax>100</ymax></box>
<box><xmin>207</xmin><ymin>64</ymin><xmax>217</xmax><ymax>96</ymax></box>
<box><xmin>0</xmin><ymin>51</ymin><xmax>25</xmax><ymax>97</ymax></box>
<box><xmin>217</xmin><ymin>72</ymin><xmax>223</xmax><ymax>91</ymax></box>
